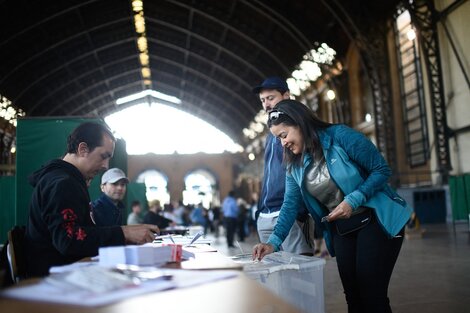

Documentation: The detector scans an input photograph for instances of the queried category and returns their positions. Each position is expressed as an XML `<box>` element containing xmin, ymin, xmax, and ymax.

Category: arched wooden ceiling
<box><xmin>0</xmin><ymin>0</ymin><xmax>400</xmax><ymax>144</ymax></box>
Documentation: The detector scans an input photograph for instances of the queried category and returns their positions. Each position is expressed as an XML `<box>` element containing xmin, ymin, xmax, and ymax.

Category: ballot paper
<box><xmin>46</xmin><ymin>265</ymin><xmax>143</xmax><ymax>293</ymax></box>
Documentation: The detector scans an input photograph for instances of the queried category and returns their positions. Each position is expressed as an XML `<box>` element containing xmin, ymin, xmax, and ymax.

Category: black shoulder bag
<box><xmin>335</xmin><ymin>208</ymin><xmax>372</xmax><ymax>236</ymax></box>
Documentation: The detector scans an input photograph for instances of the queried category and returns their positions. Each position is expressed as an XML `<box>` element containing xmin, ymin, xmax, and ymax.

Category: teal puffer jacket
<box><xmin>267</xmin><ymin>124</ymin><xmax>413</xmax><ymax>256</ymax></box>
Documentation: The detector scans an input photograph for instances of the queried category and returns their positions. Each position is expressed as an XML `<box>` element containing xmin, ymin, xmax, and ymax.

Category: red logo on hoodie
<box><xmin>61</xmin><ymin>208</ymin><xmax>87</xmax><ymax>240</ymax></box>
<box><xmin>75</xmin><ymin>228</ymin><xmax>87</xmax><ymax>241</ymax></box>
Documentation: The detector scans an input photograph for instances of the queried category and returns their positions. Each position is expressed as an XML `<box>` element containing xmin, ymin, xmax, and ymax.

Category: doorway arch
<box><xmin>183</xmin><ymin>168</ymin><xmax>219</xmax><ymax>209</ymax></box>
<box><xmin>136</xmin><ymin>169</ymin><xmax>170</xmax><ymax>205</ymax></box>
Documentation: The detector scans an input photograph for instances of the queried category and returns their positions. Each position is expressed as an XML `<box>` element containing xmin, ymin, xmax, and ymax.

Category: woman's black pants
<box><xmin>332</xmin><ymin>213</ymin><xmax>404</xmax><ymax>313</ymax></box>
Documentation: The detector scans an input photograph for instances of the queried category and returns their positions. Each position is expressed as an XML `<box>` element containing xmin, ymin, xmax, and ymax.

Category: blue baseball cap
<box><xmin>252</xmin><ymin>76</ymin><xmax>289</xmax><ymax>94</ymax></box>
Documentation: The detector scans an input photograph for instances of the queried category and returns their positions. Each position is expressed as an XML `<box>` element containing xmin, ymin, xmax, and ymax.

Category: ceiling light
<box><xmin>134</xmin><ymin>13</ymin><xmax>145</xmax><ymax>34</ymax></box>
<box><xmin>326</xmin><ymin>90</ymin><xmax>336</xmax><ymax>100</ymax></box>
<box><xmin>299</xmin><ymin>60</ymin><xmax>322</xmax><ymax>81</ymax></box>
<box><xmin>141</xmin><ymin>67</ymin><xmax>151</xmax><ymax>78</ymax></box>
<box><xmin>132</xmin><ymin>0</ymin><xmax>143</xmax><ymax>12</ymax></box>
<box><xmin>139</xmin><ymin>53</ymin><xmax>149</xmax><ymax>66</ymax></box>
<box><xmin>0</xmin><ymin>94</ymin><xmax>25</xmax><ymax>127</ymax></box>
<box><xmin>137</xmin><ymin>37</ymin><xmax>148</xmax><ymax>52</ymax></box>
<box><xmin>407</xmin><ymin>28</ymin><xmax>416</xmax><ymax>41</ymax></box>
<box><xmin>245</xmin><ymin>43</ymin><xmax>338</xmax><ymax>143</ymax></box>
<box><xmin>286</xmin><ymin>78</ymin><xmax>301</xmax><ymax>96</ymax></box>
<box><xmin>131</xmin><ymin>0</ymin><xmax>152</xmax><ymax>88</ymax></box>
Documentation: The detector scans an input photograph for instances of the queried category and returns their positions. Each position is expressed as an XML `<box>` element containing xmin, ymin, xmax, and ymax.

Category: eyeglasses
<box><xmin>268</xmin><ymin>110</ymin><xmax>285</xmax><ymax>121</ymax></box>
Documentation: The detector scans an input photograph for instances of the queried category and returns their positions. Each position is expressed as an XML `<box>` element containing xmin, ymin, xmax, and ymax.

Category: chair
<box><xmin>6</xmin><ymin>226</ymin><xmax>27</xmax><ymax>283</ymax></box>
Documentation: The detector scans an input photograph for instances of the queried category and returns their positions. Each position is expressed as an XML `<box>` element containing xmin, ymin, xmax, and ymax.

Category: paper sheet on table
<box><xmin>0</xmin><ymin>276</ymin><xmax>174</xmax><ymax>307</ymax></box>
<box><xmin>0</xmin><ymin>268</ymin><xmax>238</xmax><ymax>307</ymax></box>
<box><xmin>152</xmin><ymin>234</ymin><xmax>212</xmax><ymax>245</ymax></box>
<box><xmin>49</xmin><ymin>261</ymin><xmax>97</xmax><ymax>273</ymax></box>
<box><xmin>167</xmin><ymin>269</ymin><xmax>239</xmax><ymax>288</ymax></box>
<box><xmin>182</xmin><ymin>244</ymin><xmax>218</xmax><ymax>253</ymax></box>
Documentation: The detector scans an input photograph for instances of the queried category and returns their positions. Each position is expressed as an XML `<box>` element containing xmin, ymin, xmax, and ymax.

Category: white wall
<box><xmin>435</xmin><ymin>0</ymin><xmax>470</xmax><ymax>175</ymax></box>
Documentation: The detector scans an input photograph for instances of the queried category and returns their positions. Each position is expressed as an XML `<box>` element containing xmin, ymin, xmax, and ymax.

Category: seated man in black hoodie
<box><xmin>24</xmin><ymin>122</ymin><xmax>159</xmax><ymax>277</ymax></box>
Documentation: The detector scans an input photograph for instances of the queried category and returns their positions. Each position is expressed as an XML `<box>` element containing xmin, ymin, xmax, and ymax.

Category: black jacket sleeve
<box><xmin>42</xmin><ymin>176</ymin><xmax>125</xmax><ymax>257</ymax></box>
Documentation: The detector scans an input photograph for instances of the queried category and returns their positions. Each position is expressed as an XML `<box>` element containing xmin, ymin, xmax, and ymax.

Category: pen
<box><xmin>187</xmin><ymin>231</ymin><xmax>203</xmax><ymax>246</ymax></box>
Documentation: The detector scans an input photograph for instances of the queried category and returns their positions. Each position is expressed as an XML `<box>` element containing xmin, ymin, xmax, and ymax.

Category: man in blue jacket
<box><xmin>252</xmin><ymin>77</ymin><xmax>314</xmax><ymax>254</ymax></box>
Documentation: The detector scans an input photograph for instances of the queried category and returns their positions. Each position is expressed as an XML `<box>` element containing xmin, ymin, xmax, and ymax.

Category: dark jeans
<box><xmin>224</xmin><ymin>217</ymin><xmax>237</xmax><ymax>247</ymax></box>
<box><xmin>332</xmin><ymin>213</ymin><xmax>404</xmax><ymax>313</ymax></box>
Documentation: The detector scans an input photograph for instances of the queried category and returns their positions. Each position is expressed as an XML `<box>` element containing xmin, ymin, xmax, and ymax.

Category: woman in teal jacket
<box><xmin>252</xmin><ymin>99</ymin><xmax>412</xmax><ymax>313</ymax></box>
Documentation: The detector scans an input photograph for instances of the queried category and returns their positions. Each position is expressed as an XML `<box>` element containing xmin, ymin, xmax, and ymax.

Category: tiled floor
<box><xmin>208</xmin><ymin>222</ymin><xmax>470</xmax><ymax>313</ymax></box>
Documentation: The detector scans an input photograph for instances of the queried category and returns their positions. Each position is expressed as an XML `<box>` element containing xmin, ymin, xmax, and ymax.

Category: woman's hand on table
<box><xmin>252</xmin><ymin>243</ymin><xmax>274</xmax><ymax>261</ymax></box>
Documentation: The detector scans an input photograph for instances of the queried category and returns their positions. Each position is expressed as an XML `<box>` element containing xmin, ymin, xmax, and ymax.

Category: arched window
<box><xmin>183</xmin><ymin>169</ymin><xmax>218</xmax><ymax>209</ymax></box>
<box><xmin>136</xmin><ymin>169</ymin><xmax>170</xmax><ymax>205</ymax></box>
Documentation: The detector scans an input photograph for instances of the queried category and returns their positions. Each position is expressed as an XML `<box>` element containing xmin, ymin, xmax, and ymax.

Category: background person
<box><xmin>172</xmin><ymin>200</ymin><xmax>185</xmax><ymax>226</ymax></box>
<box><xmin>222</xmin><ymin>190</ymin><xmax>239</xmax><ymax>248</ymax></box>
<box><xmin>252</xmin><ymin>100</ymin><xmax>412</xmax><ymax>313</ymax></box>
<box><xmin>252</xmin><ymin>77</ymin><xmax>315</xmax><ymax>255</ymax></box>
<box><xmin>24</xmin><ymin>122</ymin><xmax>159</xmax><ymax>277</ymax></box>
<box><xmin>208</xmin><ymin>204</ymin><xmax>221</xmax><ymax>237</ymax></box>
<box><xmin>190</xmin><ymin>202</ymin><xmax>208</xmax><ymax>233</ymax></box>
<box><xmin>127</xmin><ymin>200</ymin><xmax>143</xmax><ymax>225</ymax></box>
<box><xmin>91</xmin><ymin>167</ymin><xmax>129</xmax><ymax>226</ymax></box>
<box><xmin>143</xmin><ymin>200</ymin><xmax>175</xmax><ymax>230</ymax></box>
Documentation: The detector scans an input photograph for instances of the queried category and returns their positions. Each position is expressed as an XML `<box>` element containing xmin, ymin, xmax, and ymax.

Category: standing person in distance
<box><xmin>143</xmin><ymin>200</ymin><xmax>175</xmax><ymax>230</ymax></box>
<box><xmin>91</xmin><ymin>167</ymin><xmax>129</xmax><ymax>226</ymax></box>
<box><xmin>127</xmin><ymin>200</ymin><xmax>143</xmax><ymax>225</ymax></box>
<box><xmin>222</xmin><ymin>190</ymin><xmax>239</xmax><ymax>248</ymax></box>
<box><xmin>24</xmin><ymin>122</ymin><xmax>159</xmax><ymax>277</ymax></box>
<box><xmin>252</xmin><ymin>100</ymin><xmax>413</xmax><ymax>313</ymax></box>
<box><xmin>252</xmin><ymin>77</ymin><xmax>315</xmax><ymax>255</ymax></box>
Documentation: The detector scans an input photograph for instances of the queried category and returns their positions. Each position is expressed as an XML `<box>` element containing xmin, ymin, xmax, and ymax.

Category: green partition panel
<box><xmin>464</xmin><ymin>174</ymin><xmax>470</xmax><ymax>217</ymax></box>
<box><xmin>449</xmin><ymin>174</ymin><xmax>470</xmax><ymax>221</ymax></box>
<box><xmin>15</xmin><ymin>117</ymin><xmax>127</xmax><ymax>226</ymax></box>
<box><xmin>0</xmin><ymin>176</ymin><xmax>16</xmax><ymax>243</ymax></box>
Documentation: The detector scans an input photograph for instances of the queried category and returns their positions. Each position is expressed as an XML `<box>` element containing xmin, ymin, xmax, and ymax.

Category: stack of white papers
<box><xmin>99</xmin><ymin>244</ymin><xmax>195</xmax><ymax>267</ymax></box>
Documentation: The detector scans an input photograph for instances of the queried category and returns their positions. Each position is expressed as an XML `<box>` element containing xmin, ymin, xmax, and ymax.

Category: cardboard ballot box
<box><xmin>237</xmin><ymin>251</ymin><xmax>325</xmax><ymax>313</ymax></box>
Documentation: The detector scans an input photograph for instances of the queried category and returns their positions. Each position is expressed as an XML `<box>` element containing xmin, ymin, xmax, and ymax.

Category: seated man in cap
<box><xmin>91</xmin><ymin>168</ymin><xmax>129</xmax><ymax>226</ymax></box>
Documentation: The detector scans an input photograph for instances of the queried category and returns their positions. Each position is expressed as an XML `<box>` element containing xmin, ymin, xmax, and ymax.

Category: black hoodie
<box><xmin>25</xmin><ymin>159</ymin><xmax>125</xmax><ymax>277</ymax></box>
